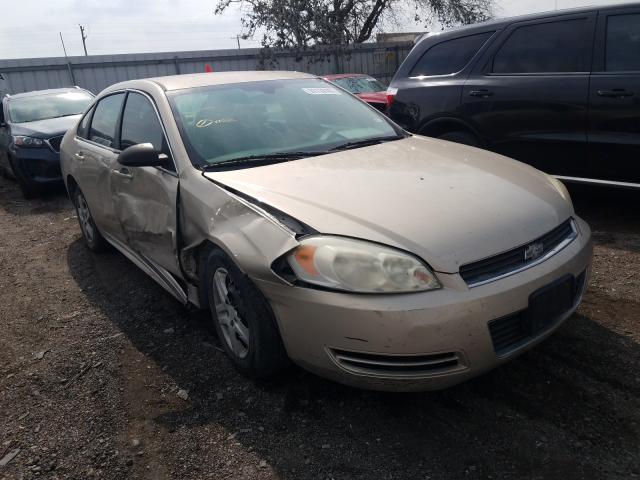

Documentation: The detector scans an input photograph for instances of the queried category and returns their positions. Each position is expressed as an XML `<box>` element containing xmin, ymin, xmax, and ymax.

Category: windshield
<box><xmin>167</xmin><ymin>78</ymin><xmax>400</xmax><ymax>166</ymax></box>
<box><xmin>8</xmin><ymin>91</ymin><xmax>94</xmax><ymax>123</ymax></box>
<box><xmin>331</xmin><ymin>76</ymin><xmax>387</xmax><ymax>94</ymax></box>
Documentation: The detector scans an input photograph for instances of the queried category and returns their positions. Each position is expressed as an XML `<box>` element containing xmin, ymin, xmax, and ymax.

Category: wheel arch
<box><xmin>419</xmin><ymin>117</ymin><xmax>484</xmax><ymax>145</ymax></box>
<box><xmin>65</xmin><ymin>174</ymin><xmax>79</xmax><ymax>198</ymax></box>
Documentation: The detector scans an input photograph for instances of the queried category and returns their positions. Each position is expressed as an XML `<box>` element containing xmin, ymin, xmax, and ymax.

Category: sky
<box><xmin>0</xmin><ymin>0</ymin><xmax>637</xmax><ymax>59</ymax></box>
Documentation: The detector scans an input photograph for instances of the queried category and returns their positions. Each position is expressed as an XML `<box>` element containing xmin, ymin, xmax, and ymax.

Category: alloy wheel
<box><xmin>212</xmin><ymin>267</ymin><xmax>250</xmax><ymax>359</ymax></box>
<box><xmin>76</xmin><ymin>191</ymin><xmax>95</xmax><ymax>244</ymax></box>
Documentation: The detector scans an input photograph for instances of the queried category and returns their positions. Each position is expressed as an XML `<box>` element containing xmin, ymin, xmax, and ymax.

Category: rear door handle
<box><xmin>74</xmin><ymin>151</ymin><xmax>85</xmax><ymax>161</ymax></box>
<box><xmin>469</xmin><ymin>89</ymin><xmax>494</xmax><ymax>98</ymax></box>
<box><xmin>597</xmin><ymin>89</ymin><xmax>634</xmax><ymax>98</ymax></box>
<box><xmin>111</xmin><ymin>167</ymin><xmax>133</xmax><ymax>179</ymax></box>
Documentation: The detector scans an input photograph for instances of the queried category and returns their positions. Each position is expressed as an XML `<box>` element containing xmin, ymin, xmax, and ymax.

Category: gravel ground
<box><xmin>0</xmin><ymin>174</ymin><xmax>638</xmax><ymax>480</ymax></box>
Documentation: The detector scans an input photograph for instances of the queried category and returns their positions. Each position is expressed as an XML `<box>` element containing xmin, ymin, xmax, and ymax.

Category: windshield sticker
<box><xmin>302</xmin><ymin>88</ymin><xmax>341</xmax><ymax>95</ymax></box>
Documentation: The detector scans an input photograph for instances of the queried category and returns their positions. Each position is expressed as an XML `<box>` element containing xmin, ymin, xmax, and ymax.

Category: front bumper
<box><xmin>256</xmin><ymin>216</ymin><xmax>593</xmax><ymax>391</ymax></box>
<box><xmin>11</xmin><ymin>146</ymin><xmax>63</xmax><ymax>187</ymax></box>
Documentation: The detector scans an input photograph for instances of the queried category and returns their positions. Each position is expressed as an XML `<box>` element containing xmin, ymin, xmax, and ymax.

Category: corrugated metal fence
<box><xmin>0</xmin><ymin>42</ymin><xmax>413</xmax><ymax>95</ymax></box>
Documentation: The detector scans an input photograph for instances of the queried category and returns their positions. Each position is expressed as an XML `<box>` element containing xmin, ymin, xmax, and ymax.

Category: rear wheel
<box><xmin>437</xmin><ymin>131</ymin><xmax>480</xmax><ymax>148</ymax></box>
<box><xmin>73</xmin><ymin>187</ymin><xmax>109</xmax><ymax>252</ymax></box>
<box><xmin>203</xmin><ymin>249</ymin><xmax>288</xmax><ymax>379</ymax></box>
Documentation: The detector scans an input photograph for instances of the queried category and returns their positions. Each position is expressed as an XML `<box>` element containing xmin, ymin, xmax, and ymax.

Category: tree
<box><xmin>214</xmin><ymin>0</ymin><xmax>494</xmax><ymax>49</ymax></box>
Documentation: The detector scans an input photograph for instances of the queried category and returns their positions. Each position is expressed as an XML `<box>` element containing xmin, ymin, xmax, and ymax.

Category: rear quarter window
<box><xmin>605</xmin><ymin>13</ymin><xmax>640</xmax><ymax>71</ymax></box>
<box><xmin>410</xmin><ymin>32</ymin><xmax>494</xmax><ymax>77</ymax></box>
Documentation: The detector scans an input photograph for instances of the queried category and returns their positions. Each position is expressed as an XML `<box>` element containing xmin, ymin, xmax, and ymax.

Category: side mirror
<box><xmin>117</xmin><ymin>143</ymin><xmax>169</xmax><ymax>168</ymax></box>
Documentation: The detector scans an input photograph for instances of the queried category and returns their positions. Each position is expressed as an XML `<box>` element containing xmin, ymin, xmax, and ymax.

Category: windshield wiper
<box><xmin>49</xmin><ymin>113</ymin><xmax>81</xmax><ymax>119</ymax></box>
<box><xmin>328</xmin><ymin>134</ymin><xmax>405</xmax><ymax>152</ymax></box>
<box><xmin>200</xmin><ymin>151</ymin><xmax>325</xmax><ymax>170</ymax></box>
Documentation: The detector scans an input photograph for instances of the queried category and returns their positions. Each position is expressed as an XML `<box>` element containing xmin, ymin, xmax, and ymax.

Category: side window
<box><xmin>606</xmin><ymin>14</ymin><xmax>640</xmax><ymax>71</ymax></box>
<box><xmin>89</xmin><ymin>93</ymin><xmax>124</xmax><ymax>148</ymax></box>
<box><xmin>120</xmin><ymin>92</ymin><xmax>168</xmax><ymax>154</ymax></box>
<box><xmin>77</xmin><ymin>106</ymin><xmax>94</xmax><ymax>139</ymax></box>
<box><xmin>493</xmin><ymin>19</ymin><xmax>589</xmax><ymax>74</ymax></box>
<box><xmin>410</xmin><ymin>32</ymin><xmax>493</xmax><ymax>77</ymax></box>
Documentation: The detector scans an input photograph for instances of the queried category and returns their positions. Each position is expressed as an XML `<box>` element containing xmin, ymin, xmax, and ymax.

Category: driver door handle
<box><xmin>111</xmin><ymin>167</ymin><xmax>133</xmax><ymax>179</ymax></box>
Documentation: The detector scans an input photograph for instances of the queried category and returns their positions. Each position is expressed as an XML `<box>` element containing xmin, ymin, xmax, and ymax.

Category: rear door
<box><xmin>110</xmin><ymin>90</ymin><xmax>180</xmax><ymax>277</ymax></box>
<box><xmin>588</xmin><ymin>8</ymin><xmax>640</xmax><ymax>184</ymax></box>
<box><xmin>389</xmin><ymin>31</ymin><xmax>494</xmax><ymax>132</ymax></box>
<box><xmin>461</xmin><ymin>13</ymin><xmax>596</xmax><ymax>177</ymax></box>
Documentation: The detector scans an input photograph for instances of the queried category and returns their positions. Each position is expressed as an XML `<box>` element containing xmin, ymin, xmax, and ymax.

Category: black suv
<box><xmin>0</xmin><ymin>87</ymin><xmax>94</xmax><ymax>197</ymax></box>
<box><xmin>388</xmin><ymin>3</ymin><xmax>640</xmax><ymax>187</ymax></box>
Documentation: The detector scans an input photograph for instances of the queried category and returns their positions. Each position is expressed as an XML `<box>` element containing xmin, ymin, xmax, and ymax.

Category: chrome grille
<box><xmin>329</xmin><ymin>349</ymin><xmax>464</xmax><ymax>377</ymax></box>
<box><xmin>47</xmin><ymin>135</ymin><xmax>64</xmax><ymax>153</ymax></box>
<box><xmin>460</xmin><ymin>219</ymin><xmax>577</xmax><ymax>287</ymax></box>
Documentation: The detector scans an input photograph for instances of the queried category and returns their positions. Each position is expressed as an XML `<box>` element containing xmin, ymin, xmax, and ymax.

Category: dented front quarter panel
<box><xmin>178</xmin><ymin>169</ymin><xmax>300</xmax><ymax>284</ymax></box>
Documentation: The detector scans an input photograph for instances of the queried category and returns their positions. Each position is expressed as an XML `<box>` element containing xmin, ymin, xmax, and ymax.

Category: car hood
<box><xmin>356</xmin><ymin>92</ymin><xmax>387</xmax><ymax>104</ymax></box>
<box><xmin>10</xmin><ymin>114</ymin><xmax>82</xmax><ymax>138</ymax></box>
<box><xmin>204</xmin><ymin>136</ymin><xmax>573</xmax><ymax>273</ymax></box>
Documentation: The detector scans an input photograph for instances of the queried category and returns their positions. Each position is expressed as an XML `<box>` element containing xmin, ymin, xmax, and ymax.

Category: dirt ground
<box><xmin>0</xmin><ymin>174</ymin><xmax>638</xmax><ymax>480</ymax></box>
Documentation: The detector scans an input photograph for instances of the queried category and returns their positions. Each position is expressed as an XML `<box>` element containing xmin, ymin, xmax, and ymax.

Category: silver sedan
<box><xmin>60</xmin><ymin>71</ymin><xmax>592</xmax><ymax>391</ymax></box>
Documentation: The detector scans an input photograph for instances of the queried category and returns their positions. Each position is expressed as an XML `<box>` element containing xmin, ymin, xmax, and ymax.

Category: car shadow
<box><xmin>0</xmin><ymin>174</ymin><xmax>71</xmax><ymax>216</ymax></box>
<box><xmin>568</xmin><ymin>183</ymin><xmax>640</xmax><ymax>234</ymax></box>
<box><xmin>66</xmin><ymin>233</ymin><xmax>640</xmax><ymax>479</ymax></box>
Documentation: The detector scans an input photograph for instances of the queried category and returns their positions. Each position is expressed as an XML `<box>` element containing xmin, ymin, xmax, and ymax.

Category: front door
<box><xmin>588</xmin><ymin>8</ymin><xmax>640</xmax><ymax>184</ymax></box>
<box><xmin>461</xmin><ymin>13</ymin><xmax>595</xmax><ymax>177</ymax></box>
<box><xmin>109</xmin><ymin>91</ymin><xmax>181</xmax><ymax>277</ymax></box>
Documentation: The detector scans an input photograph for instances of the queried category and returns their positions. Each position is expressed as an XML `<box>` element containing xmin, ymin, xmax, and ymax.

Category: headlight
<box><xmin>13</xmin><ymin>135</ymin><xmax>45</xmax><ymax>148</ymax></box>
<box><xmin>283</xmin><ymin>236</ymin><xmax>441</xmax><ymax>293</ymax></box>
<box><xmin>549</xmin><ymin>176</ymin><xmax>573</xmax><ymax>210</ymax></box>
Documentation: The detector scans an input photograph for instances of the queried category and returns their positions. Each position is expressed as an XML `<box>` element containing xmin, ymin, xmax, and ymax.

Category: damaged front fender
<box><xmin>178</xmin><ymin>171</ymin><xmax>302</xmax><ymax>291</ymax></box>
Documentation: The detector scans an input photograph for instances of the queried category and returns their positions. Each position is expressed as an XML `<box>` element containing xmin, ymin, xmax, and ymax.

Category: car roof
<box><xmin>419</xmin><ymin>1</ymin><xmax>640</xmax><ymax>39</ymax></box>
<box><xmin>7</xmin><ymin>87</ymin><xmax>87</xmax><ymax>100</ymax></box>
<box><xmin>323</xmin><ymin>73</ymin><xmax>370</xmax><ymax>80</ymax></box>
<box><xmin>105</xmin><ymin>71</ymin><xmax>317</xmax><ymax>94</ymax></box>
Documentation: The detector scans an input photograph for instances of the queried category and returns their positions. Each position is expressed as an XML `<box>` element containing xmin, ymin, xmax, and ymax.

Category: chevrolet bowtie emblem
<box><xmin>524</xmin><ymin>242</ymin><xmax>544</xmax><ymax>261</ymax></box>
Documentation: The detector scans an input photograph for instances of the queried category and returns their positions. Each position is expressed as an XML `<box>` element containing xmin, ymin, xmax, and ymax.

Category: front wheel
<box><xmin>73</xmin><ymin>187</ymin><xmax>109</xmax><ymax>252</ymax></box>
<box><xmin>203</xmin><ymin>249</ymin><xmax>289</xmax><ymax>379</ymax></box>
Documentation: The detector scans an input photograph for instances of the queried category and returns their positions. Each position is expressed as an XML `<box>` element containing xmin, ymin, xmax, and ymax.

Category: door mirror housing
<box><xmin>118</xmin><ymin>143</ymin><xmax>169</xmax><ymax>168</ymax></box>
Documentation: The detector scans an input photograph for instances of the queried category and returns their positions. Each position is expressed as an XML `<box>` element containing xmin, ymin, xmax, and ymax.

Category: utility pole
<box><xmin>79</xmin><ymin>24</ymin><xmax>88</xmax><ymax>56</ymax></box>
<box><xmin>230</xmin><ymin>35</ymin><xmax>241</xmax><ymax>50</ymax></box>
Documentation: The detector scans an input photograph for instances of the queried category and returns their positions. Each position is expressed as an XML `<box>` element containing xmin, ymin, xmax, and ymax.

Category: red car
<box><xmin>322</xmin><ymin>74</ymin><xmax>389</xmax><ymax>112</ymax></box>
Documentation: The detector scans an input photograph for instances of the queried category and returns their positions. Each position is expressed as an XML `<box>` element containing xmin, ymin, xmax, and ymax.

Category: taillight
<box><xmin>386</xmin><ymin>87</ymin><xmax>398</xmax><ymax>108</ymax></box>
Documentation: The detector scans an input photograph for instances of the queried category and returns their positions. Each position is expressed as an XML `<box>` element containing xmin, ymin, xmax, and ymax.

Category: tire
<box><xmin>17</xmin><ymin>179</ymin><xmax>38</xmax><ymax>199</ymax></box>
<box><xmin>73</xmin><ymin>187</ymin><xmax>109</xmax><ymax>252</ymax></box>
<box><xmin>437</xmin><ymin>131</ymin><xmax>480</xmax><ymax>148</ymax></box>
<box><xmin>202</xmin><ymin>248</ymin><xmax>289</xmax><ymax>379</ymax></box>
